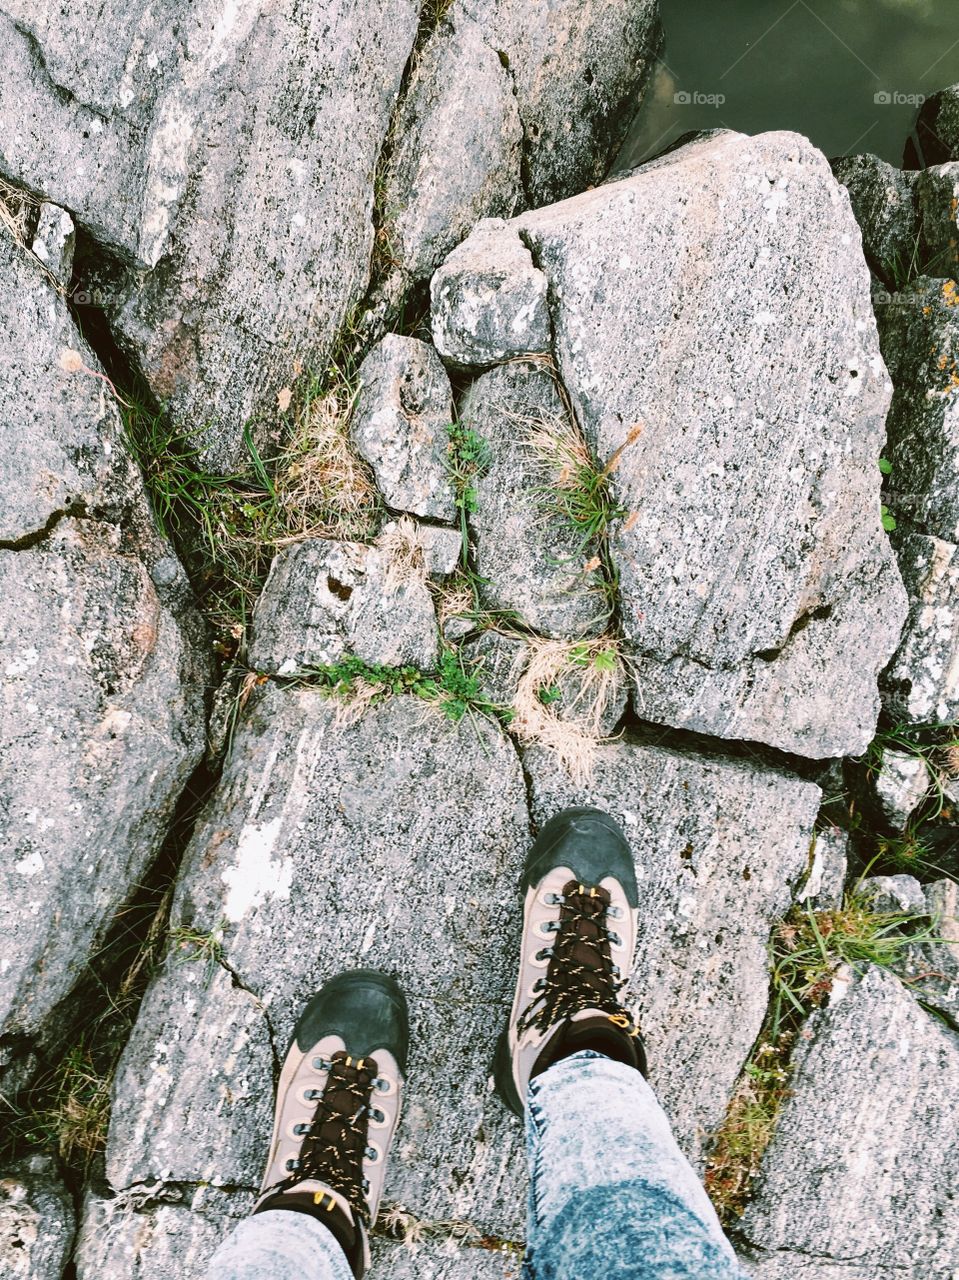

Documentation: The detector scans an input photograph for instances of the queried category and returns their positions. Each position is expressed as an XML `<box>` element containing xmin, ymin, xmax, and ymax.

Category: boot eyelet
<box><xmin>530</xmin><ymin>946</ymin><xmax>552</xmax><ymax>968</ymax></box>
<box><xmin>365</xmin><ymin>1142</ymin><xmax>381</xmax><ymax>1162</ymax></box>
<box><xmin>535</xmin><ymin>919</ymin><xmax>559</xmax><ymax>938</ymax></box>
<box><xmin>287</xmin><ymin>1121</ymin><xmax>309</xmax><ymax>1139</ymax></box>
<box><xmin>608</xmin><ymin>931</ymin><xmax>624</xmax><ymax>948</ymax></box>
<box><xmin>607</xmin><ymin>905</ymin><xmax>624</xmax><ymax>920</ymax></box>
<box><xmin>368</xmin><ymin>1107</ymin><xmax>387</xmax><ymax>1126</ymax></box>
<box><xmin>285</xmin><ymin>1157</ymin><xmax>299</xmax><ymax>1172</ymax></box>
<box><xmin>373</xmin><ymin>1075</ymin><xmax>395</xmax><ymax>1096</ymax></box>
<box><xmin>312</xmin><ymin>1056</ymin><xmax>331</xmax><ymax>1072</ymax></box>
<box><xmin>300</xmin><ymin>1086</ymin><xmax>322</xmax><ymax>1104</ymax></box>
<box><xmin>539</xmin><ymin>890</ymin><xmax>563</xmax><ymax>906</ymax></box>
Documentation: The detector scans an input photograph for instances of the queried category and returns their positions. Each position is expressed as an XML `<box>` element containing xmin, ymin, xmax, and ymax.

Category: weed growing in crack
<box><xmin>445</xmin><ymin>422</ymin><xmax>491</xmax><ymax>566</ymax></box>
<box><xmin>169</xmin><ymin>921</ymin><xmax>227</xmax><ymax>980</ymax></box>
<box><xmin>376</xmin><ymin>1199</ymin><xmax>523</xmax><ymax>1259</ymax></box>
<box><xmin>704</xmin><ymin>895</ymin><xmax>940</xmax><ymax>1223</ymax></box>
<box><xmin>288</xmin><ymin>650</ymin><xmax>510</xmax><ymax>727</ymax></box>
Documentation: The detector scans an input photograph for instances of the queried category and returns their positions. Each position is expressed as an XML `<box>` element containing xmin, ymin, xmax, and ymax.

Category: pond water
<box><xmin>618</xmin><ymin>0</ymin><xmax>959</xmax><ymax>172</ymax></box>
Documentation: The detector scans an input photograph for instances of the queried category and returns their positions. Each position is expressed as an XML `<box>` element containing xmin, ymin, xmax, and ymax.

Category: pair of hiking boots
<box><xmin>251</xmin><ymin>808</ymin><xmax>647</xmax><ymax>1277</ymax></box>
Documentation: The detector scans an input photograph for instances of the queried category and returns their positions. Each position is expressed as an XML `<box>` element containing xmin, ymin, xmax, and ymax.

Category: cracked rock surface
<box><xmin>0</xmin><ymin>1155</ymin><xmax>75</xmax><ymax>1280</ymax></box>
<box><xmin>737</xmin><ymin>966</ymin><xmax>959</xmax><ymax>1279</ymax></box>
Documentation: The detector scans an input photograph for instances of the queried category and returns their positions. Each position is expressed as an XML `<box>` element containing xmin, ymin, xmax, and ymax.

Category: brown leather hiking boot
<box><xmin>253</xmin><ymin>970</ymin><xmax>408</xmax><ymax>1278</ymax></box>
<box><xmin>494</xmin><ymin>807</ymin><xmax>646</xmax><ymax>1114</ymax></box>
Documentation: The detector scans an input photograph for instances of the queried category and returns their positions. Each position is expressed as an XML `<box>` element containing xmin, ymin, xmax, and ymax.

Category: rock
<box><xmin>0</xmin><ymin>242</ymin><xmax>207</xmax><ymax>1084</ymax></box>
<box><xmin>369</xmin><ymin>1239</ymin><xmax>519</xmax><ymax>1279</ymax></box>
<box><xmin>876</xmin><ymin>276</ymin><xmax>959</xmax><ymax>542</ymax></box>
<box><xmin>0</xmin><ymin>0</ymin><xmax>421</xmax><ymax>470</ymax></box>
<box><xmin>737</xmin><ymin>966</ymin><xmax>959</xmax><ymax>1279</ymax></box>
<box><xmin>859</xmin><ymin>872</ymin><xmax>928</xmax><ymax>915</ymax></box>
<box><xmin>248</xmin><ymin>529</ymin><xmax>441</xmax><ymax>675</ymax></box>
<box><xmin>627</xmin><ymin>553</ymin><xmax>906</xmax><ymax>759</ymax></box>
<box><xmin>0</xmin><ymin>1155</ymin><xmax>75</xmax><ymax>1280</ymax></box>
<box><xmin>470</xmin><ymin>129</ymin><xmax>908</xmax><ymax>759</ymax></box>
<box><xmin>524</xmin><ymin>736</ymin><xmax>821</xmax><ymax>1166</ymax></box>
<box><xmin>378</xmin><ymin>0</ymin><xmax>661</xmax><ymax>291</ymax></box>
<box><xmin>916</xmin><ymin>162</ymin><xmax>959</xmax><ymax>279</ymax></box>
<box><xmin>380</xmin><ymin>520</ymin><xmax>462</xmax><ymax>579</ymax></box>
<box><xmin>830</xmin><ymin>154</ymin><xmax>918</xmax><ymax>282</ymax></box>
<box><xmin>30</xmin><ymin>202</ymin><xmax>76</xmax><ymax>284</ymax></box>
<box><xmin>75</xmin><ymin>1185</ymin><xmax>254</xmax><ymax>1280</ymax></box>
<box><xmin>91</xmin><ymin>691</ymin><xmax>531</xmax><ymax>1265</ymax></box>
<box><xmin>873</xmin><ymin>748</ymin><xmax>929</xmax><ymax>829</ymax></box>
<box><xmin>882</xmin><ymin>532</ymin><xmax>959</xmax><ymax>724</ymax></box>
<box><xmin>378</xmin><ymin>14</ymin><xmax>524</xmax><ymax>287</ymax></box>
<box><xmin>431</xmin><ymin>220</ymin><xmax>551</xmax><ymax>368</ymax></box>
<box><xmin>459</xmin><ymin>360</ymin><xmax>607</xmax><ymax>638</ymax></box>
<box><xmin>913</xmin><ymin>84</ymin><xmax>959</xmax><ymax>167</ymax></box>
<box><xmin>797</xmin><ymin>828</ymin><xmax>848</xmax><ymax>911</ymax></box>
<box><xmin>0</xmin><ymin>234</ymin><xmax>128</xmax><ymax>542</ymax></box>
<box><xmin>352</xmin><ymin>336</ymin><xmax>456</xmax><ymax>521</ymax></box>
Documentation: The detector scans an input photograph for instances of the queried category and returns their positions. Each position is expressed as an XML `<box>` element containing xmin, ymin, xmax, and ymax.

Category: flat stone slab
<box><xmin>738</xmin><ymin>966</ymin><xmax>959</xmax><ymax>1279</ymax></box>
<box><xmin>523</xmin><ymin>737</ymin><xmax>821</xmax><ymax>1167</ymax></box>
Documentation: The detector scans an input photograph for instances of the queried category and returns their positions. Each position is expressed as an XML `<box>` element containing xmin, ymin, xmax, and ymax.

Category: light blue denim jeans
<box><xmin>206</xmin><ymin>1051</ymin><xmax>746</xmax><ymax>1280</ymax></box>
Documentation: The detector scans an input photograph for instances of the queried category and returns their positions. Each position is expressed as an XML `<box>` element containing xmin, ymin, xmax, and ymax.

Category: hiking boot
<box><xmin>494</xmin><ymin>806</ymin><xmax>646</xmax><ymax>1115</ymax></box>
<box><xmin>253</xmin><ymin>970</ymin><xmax>408</xmax><ymax>1278</ymax></box>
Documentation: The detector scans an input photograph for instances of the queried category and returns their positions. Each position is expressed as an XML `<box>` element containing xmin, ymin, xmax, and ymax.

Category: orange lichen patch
<box><xmin>942</xmin><ymin>280</ymin><xmax>959</xmax><ymax>308</ymax></box>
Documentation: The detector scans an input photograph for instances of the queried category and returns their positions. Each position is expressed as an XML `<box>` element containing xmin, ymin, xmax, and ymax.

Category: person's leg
<box><xmin>523</xmin><ymin>1052</ymin><xmax>743</xmax><ymax>1279</ymax></box>
<box><xmin>205</xmin><ymin>1209</ymin><xmax>352</xmax><ymax>1280</ymax></box>
<box><xmin>204</xmin><ymin>969</ymin><xmax>409</xmax><ymax>1280</ymax></box>
<box><xmin>495</xmin><ymin>807</ymin><xmax>747</xmax><ymax>1279</ymax></box>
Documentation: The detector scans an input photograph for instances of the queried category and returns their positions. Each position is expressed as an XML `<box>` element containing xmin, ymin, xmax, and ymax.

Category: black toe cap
<box><xmin>293</xmin><ymin>969</ymin><xmax>410</xmax><ymax>1072</ymax></box>
<box><xmin>523</xmin><ymin>807</ymin><xmax>638</xmax><ymax>907</ymax></box>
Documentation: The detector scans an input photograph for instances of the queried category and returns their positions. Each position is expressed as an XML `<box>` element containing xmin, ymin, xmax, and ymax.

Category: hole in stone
<box><xmin>327</xmin><ymin>575</ymin><xmax>353</xmax><ymax>602</ymax></box>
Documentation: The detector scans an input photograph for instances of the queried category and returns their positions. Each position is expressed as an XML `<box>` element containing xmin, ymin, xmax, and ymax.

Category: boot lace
<box><xmin>266</xmin><ymin>1050</ymin><xmax>380</xmax><ymax>1228</ymax></box>
<box><xmin>518</xmin><ymin>880</ymin><xmax>631</xmax><ymax>1035</ymax></box>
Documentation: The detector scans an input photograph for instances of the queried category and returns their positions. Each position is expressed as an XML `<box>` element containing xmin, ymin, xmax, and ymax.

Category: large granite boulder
<box><xmin>0</xmin><ymin>238</ymin><xmax>207</xmax><ymax>1089</ymax></box>
<box><xmin>737</xmin><ymin>966</ymin><xmax>959</xmax><ymax>1278</ymax></box>
<box><xmin>0</xmin><ymin>0</ymin><xmax>422</xmax><ymax>470</ymax></box>
<box><xmin>84</xmin><ymin>691</ymin><xmax>531</xmax><ymax>1276</ymax></box>
<box><xmin>437</xmin><ymin>130</ymin><xmax>906</xmax><ymax>757</ymax></box>
<box><xmin>524</xmin><ymin>736</ymin><xmax>821</xmax><ymax>1167</ymax></box>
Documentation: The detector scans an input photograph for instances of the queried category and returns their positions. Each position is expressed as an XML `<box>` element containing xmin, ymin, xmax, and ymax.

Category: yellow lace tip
<box><xmin>345</xmin><ymin>1055</ymin><xmax>352</xmax><ymax>1067</ymax></box>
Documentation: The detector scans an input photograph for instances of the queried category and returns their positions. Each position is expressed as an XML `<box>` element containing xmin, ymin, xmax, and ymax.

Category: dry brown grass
<box><xmin>377</xmin><ymin>515</ymin><xmax>429</xmax><ymax>593</ymax></box>
<box><xmin>510</xmin><ymin>636</ymin><xmax>626</xmax><ymax>783</ymax></box>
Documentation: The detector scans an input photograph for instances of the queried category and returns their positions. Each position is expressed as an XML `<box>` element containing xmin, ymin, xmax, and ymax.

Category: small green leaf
<box><xmin>881</xmin><ymin>504</ymin><xmax>897</xmax><ymax>532</ymax></box>
<box><xmin>878</xmin><ymin>457</ymin><xmax>893</xmax><ymax>476</ymax></box>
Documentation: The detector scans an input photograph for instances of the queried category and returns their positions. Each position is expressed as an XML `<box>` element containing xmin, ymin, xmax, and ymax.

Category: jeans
<box><xmin>206</xmin><ymin>1051</ymin><xmax>746</xmax><ymax>1280</ymax></box>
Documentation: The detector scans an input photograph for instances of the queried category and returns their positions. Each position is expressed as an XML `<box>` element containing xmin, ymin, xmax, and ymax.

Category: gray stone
<box><xmin>494</xmin><ymin>129</ymin><xmax>907</xmax><ymax>759</ymax></box>
<box><xmin>877</xmin><ymin>276</ymin><xmax>959</xmax><ymax>543</ymax></box>
<box><xmin>249</xmin><ymin>532</ymin><xmax>440</xmax><ymax>675</ymax></box>
<box><xmin>859</xmin><ymin>872</ymin><xmax>928</xmax><ymax>915</ymax></box>
<box><xmin>378</xmin><ymin>0</ymin><xmax>660</xmax><ymax>291</ymax></box>
<box><xmin>75</xmin><ymin>1185</ymin><xmax>254</xmax><ymax>1280</ymax></box>
<box><xmin>369</xmin><ymin>1239</ymin><xmax>519</xmax><ymax>1279</ymax></box>
<box><xmin>94</xmin><ymin>691</ymin><xmax>531</xmax><ymax>1263</ymax></box>
<box><xmin>796</xmin><ymin>828</ymin><xmax>848</xmax><ymax>911</ymax></box>
<box><xmin>30</xmin><ymin>201</ymin><xmax>75</xmax><ymax>283</ymax></box>
<box><xmin>830</xmin><ymin>154</ymin><xmax>918</xmax><ymax>282</ymax></box>
<box><xmin>0</xmin><ymin>518</ymin><xmax>207</xmax><ymax>1059</ymax></box>
<box><xmin>0</xmin><ymin>234</ymin><xmax>128</xmax><ymax>542</ymax></box>
<box><xmin>914</xmin><ymin>83</ymin><xmax>959</xmax><ymax>166</ymax></box>
<box><xmin>352</xmin><ymin>336</ymin><xmax>456</xmax><ymax>521</ymax></box>
<box><xmin>378</xmin><ymin>519</ymin><xmax>462</xmax><ymax>580</ymax></box>
<box><xmin>917</xmin><ymin>161</ymin><xmax>959</xmax><ymax>278</ymax></box>
<box><xmin>431</xmin><ymin>220</ymin><xmax>551</xmax><ymax>369</ymax></box>
<box><xmin>0</xmin><ymin>0</ymin><xmax>421</xmax><ymax>471</ymax></box>
<box><xmin>882</xmin><ymin>532</ymin><xmax>959</xmax><ymax>724</ymax></box>
<box><xmin>378</xmin><ymin>14</ymin><xmax>523</xmax><ymax>287</ymax></box>
<box><xmin>0</xmin><ymin>1155</ymin><xmax>75</xmax><ymax>1280</ymax></box>
<box><xmin>873</xmin><ymin>747</ymin><xmax>929</xmax><ymax>829</ymax></box>
<box><xmin>524</xmin><ymin>736</ymin><xmax>821</xmax><ymax>1166</ymax></box>
<box><xmin>627</xmin><ymin>552</ymin><xmax>906</xmax><ymax>759</ymax></box>
<box><xmin>459</xmin><ymin>360</ymin><xmax>607</xmax><ymax>638</ymax></box>
<box><xmin>737</xmin><ymin>967</ymin><xmax>959</xmax><ymax>1279</ymax></box>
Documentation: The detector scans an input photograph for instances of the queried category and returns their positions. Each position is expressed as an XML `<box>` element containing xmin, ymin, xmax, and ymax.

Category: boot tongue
<box><xmin>556</xmin><ymin>880</ymin><xmax>614</xmax><ymax>1000</ymax></box>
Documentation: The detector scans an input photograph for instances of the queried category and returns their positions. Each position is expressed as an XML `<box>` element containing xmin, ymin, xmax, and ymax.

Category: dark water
<box><xmin>618</xmin><ymin>0</ymin><xmax>959</xmax><ymax>172</ymax></box>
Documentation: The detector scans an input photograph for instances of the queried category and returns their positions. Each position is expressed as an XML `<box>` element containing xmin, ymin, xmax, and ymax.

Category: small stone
<box><xmin>459</xmin><ymin>360</ymin><xmax>607</xmax><ymax>638</ymax></box>
<box><xmin>0</xmin><ymin>1155</ymin><xmax>75</xmax><ymax>1280</ymax></box>
<box><xmin>797</xmin><ymin>827</ymin><xmax>848</xmax><ymax>910</ymax></box>
<box><xmin>431</xmin><ymin>220</ymin><xmax>551</xmax><ymax>368</ymax></box>
<box><xmin>351</xmin><ymin>335</ymin><xmax>456</xmax><ymax>521</ymax></box>
<box><xmin>830</xmin><ymin>154</ymin><xmax>918</xmax><ymax>282</ymax></box>
<box><xmin>882</xmin><ymin>532</ymin><xmax>959</xmax><ymax>724</ymax></box>
<box><xmin>30</xmin><ymin>202</ymin><xmax>76</xmax><ymax>283</ymax></box>
<box><xmin>738</xmin><ymin>966</ymin><xmax>959</xmax><ymax>1278</ymax></box>
<box><xmin>859</xmin><ymin>873</ymin><xmax>928</xmax><ymax>915</ymax></box>
<box><xmin>379</xmin><ymin>519</ymin><xmax>462</xmax><ymax>579</ymax></box>
<box><xmin>249</xmin><ymin>532</ymin><xmax>440</xmax><ymax>675</ymax></box>
<box><xmin>873</xmin><ymin>748</ymin><xmax>929</xmax><ymax>830</ymax></box>
<box><xmin>916</xmin><ymin>161</ymin><xmax>959</xmax><ymax>279</ymax></box>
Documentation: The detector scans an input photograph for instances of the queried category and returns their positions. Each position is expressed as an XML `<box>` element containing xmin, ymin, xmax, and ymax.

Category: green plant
<box><xmin>867</xmin><ymin>720</ymin><xmax>959</xmax><ymax>821</ymax></box>
<box><xmin>169</xmin><ymin>921</ymin><xmax>227</xmax><ymax>975</ymax></box>
<box><xmin>446</xmin><ymin>422</ymin><xmax>491</xmax><ymax>566</ymax></box>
